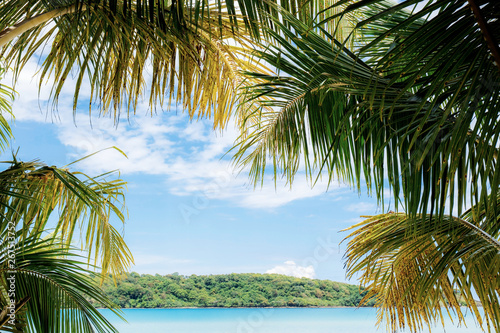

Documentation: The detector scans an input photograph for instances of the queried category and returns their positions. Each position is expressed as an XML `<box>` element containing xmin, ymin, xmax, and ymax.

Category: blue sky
<box><xmin>1</xmin><ymin>56</ymin><xmax>383</xmax><ymax>284</ymax></box>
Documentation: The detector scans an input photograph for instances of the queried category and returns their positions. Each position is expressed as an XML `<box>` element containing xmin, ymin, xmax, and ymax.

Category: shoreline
<box><xmin>101</xmin><ymin>306</ymin><xmax>370</xmax><ymax>310</ymax></box>
<box><xmin>99</xmin><ymin>305</ymin><xmax>479</xmax><ymax>310</ymax></box>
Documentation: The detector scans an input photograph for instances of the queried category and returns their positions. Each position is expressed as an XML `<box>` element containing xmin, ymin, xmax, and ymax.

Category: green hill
<box><xmin>90</xmin><ymin>272</ymin><xmax>376</xmax><ymax>308</ymax></box>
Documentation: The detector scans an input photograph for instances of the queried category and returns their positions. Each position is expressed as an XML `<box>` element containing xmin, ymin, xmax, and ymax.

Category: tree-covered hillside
<box><xmin>91</xmin><ymin>273</ymin><xmax>375</xmax><ymax>308</ymax></box>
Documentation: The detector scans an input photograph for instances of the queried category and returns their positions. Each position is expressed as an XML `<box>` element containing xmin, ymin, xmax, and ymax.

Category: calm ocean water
<box><xmin>99</xmin><ymin>308</ymin><xmax>485</xmax><ymax>333</ymax></box>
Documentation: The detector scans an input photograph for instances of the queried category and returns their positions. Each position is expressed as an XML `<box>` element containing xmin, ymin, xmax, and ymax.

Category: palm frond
<box><xmin>0</xmin><ymin>67</ymin><xmax>13</xmax><ymax>155</ymax></box>
<box><xmin>233</xmin><ymin>1</ymin><xmax>499</xmax><ymax>221</ymax></box>
<box><xmin>0</xmin><ymin>0</ymin><xmax>349</xmax><ymax>129</ymax></box>
<box><xmin>333</xmin><ymin>0</ymin><xmax>500</xmax><ymax>218</ymax></box>
<box><xmin>0</xmin><ymin>229</ymin><xmax>123</xmax><ymax>332</ymax></box>
<box><xmin>0</xmin><ymin>158</ymin><xmax>133</xmax><ymax>280</ymax></box>
<box><xmin>342</xmin><ymin>201</ymin><xmax>500</xmax><ymax>332</ymax></box>
<box><xmin>0</xmin><ymin>0</ymin><xmax>255</xmax><ymax>128</ymax></box>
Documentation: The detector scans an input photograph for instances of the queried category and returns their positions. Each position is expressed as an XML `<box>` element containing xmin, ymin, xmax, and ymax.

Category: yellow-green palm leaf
<box><xmin>0</xmin><ymin>157</ymin><xmax>133</xmax><ymax>280</ymax></box>
<box><xmin>233</xmin><ymin>0</ymin><xmax>499</xmax><ymax>224</ymax></box>
<box><xmin>0</xmin><ymin>0</ymin><xmax>344</xmax><ymax>129</ymax></box>
<box><xmin>343</xmin><ymin>204</ymin><xmax>500</xmax><ymax>332</ymax></box>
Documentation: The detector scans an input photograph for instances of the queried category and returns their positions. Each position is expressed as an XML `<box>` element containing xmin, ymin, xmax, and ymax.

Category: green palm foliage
<box><xmin>0</xmin><ymin>70</ymin><xmax>13</xmax><ymax>152</ymax></box>
<box><xmin>0</xmin><ymin>64</ymin><xmax>131</xmax><ymax>331</ymax></box>
<box><xmin>234</xmin><ymin>0</ymin><xmax>499</xmax><ymax>220</ymax></box>
<box><xmin>0</xmin><ymin>158</ymin><xmax>131</xmax><ymax>332</ymax></box>
<box><xmin>232</xmin><ymin>0</ymin><xmax>500</xmax><ymax>331</ymax></box>
<box><xmin>0</xmin><ymin>39</ymin><xmax>132</xmax><ymax>331</ymax></box>
<box><xmin>0</xmin><ymin>158</ymin><xmax>132</xmax><ymax>279</ymax></box>
<box><xmin>0</xmin><ymin>230</ymin><xmax>123</xmax><ymax>332</ymax></box>
<box><xmin>0</xmin><ymin>0</ymin><xmax>247</xmax><ymax>127</ymax></box>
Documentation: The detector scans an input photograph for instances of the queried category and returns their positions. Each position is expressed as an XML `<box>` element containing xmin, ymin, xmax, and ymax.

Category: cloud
<box><xmin>236</xmin><ymin>180</ymin><xmax>330</xmax><ymax>209</ymax></box>
<box><xmin>28</xmin><ymin>108</ymin><xmax>340</xmax><ymax>209</ymax></box>
<box><xmin>345</xmin><ymin>201</ymin><xmax>378</xmax><ymax>214</ymax></box>
<box><xmin>266</xmin><ymin>261</ymin><xmax>315</xmax><ymax>279</ymax></box>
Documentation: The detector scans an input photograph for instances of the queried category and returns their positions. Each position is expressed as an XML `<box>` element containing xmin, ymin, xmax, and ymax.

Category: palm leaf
<box><xmin>233</xmin><ymin>1</ymin><xmax>499</xmax><ymax>222</ymax></box>
<box><xmin>342</xmin><ymin>198</ymin><xmax>500</xmax><ymax>332</ymax></box>
<box><xmin>0</xmin><ymin>0</ymin><xmax>351</xmax><ymax>129</ymax></box>
<box><xmin>0</xmin><ymin>157</ymin><xmax>133</xmax><ymax>280</ymax></box>
<box><xmin>0</xmin><ymin>0</ymin><xmax>256</xmax><ymax>128</ymax></box>
<box><xmin>0</xmin><ymin>229</ymin><xmax>123</xmax><ymax>332</ymax></box>
<box><xmin>0</xmin><ymin>67</ymin><xmax>14</xmax><ymax>155</ymax></box>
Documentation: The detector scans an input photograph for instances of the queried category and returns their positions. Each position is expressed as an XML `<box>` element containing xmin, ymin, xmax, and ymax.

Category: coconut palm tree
<box><xmin>0</xmin><ymin>156</ymin><xmax>131</xmax><ymax>332</ymax></box>
<box><xmin>232</xmin><ymin>0</ymin><xmax>500</xmax><ymax>331</ymax></box>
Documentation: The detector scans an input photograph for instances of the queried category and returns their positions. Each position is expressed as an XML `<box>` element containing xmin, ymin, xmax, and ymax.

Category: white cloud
<box><xmin>266</xmin><ymin>260</ymin><xmax>315</xmax><ymax>279</ymax></box>
<box><xmin>346</xmin><ymin>201</ymin><xmax>378</xmax><ymax>214</ymax></box>
<box><xmin>40</xmin><ymin>110</ymin><xmax>342</xmax><ymax>209</ymax></box>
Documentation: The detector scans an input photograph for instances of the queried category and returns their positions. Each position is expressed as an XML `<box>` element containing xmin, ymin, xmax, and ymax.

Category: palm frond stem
<box><xmin>0</xmin><ymin>296</ymin><xmax>30</xmax><ymax>329</ymax></box>
<box><xmin>456</xmin><ymin>215</ymin><xmax>500</xmax><ymax>251</ymax></box>
<box><xmin>0</xmin><ymin>3</ymin><xmax>83</xmax><ymax>48</ymax></box>
<box><xmin>466</xmin><ymin>0</ymin><xmax>500</xmax><ymax>72</ymax></box>
<box><xmin>0</xmin><ymin>268</ymin><xmax>76</xmax><ymax>303</ymax></box>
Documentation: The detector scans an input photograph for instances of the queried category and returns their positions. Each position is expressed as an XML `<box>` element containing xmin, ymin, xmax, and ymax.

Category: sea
<box><xmin>99</xmin><ymin>307</ymin><xmax>485</xmax><ymax>333</ymax></box>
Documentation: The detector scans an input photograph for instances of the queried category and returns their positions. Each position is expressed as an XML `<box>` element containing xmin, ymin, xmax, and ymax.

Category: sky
<box><xmin>1</xmin><ymin>54</ymin><xmax>384</xmax><ymax>284</ymax></box>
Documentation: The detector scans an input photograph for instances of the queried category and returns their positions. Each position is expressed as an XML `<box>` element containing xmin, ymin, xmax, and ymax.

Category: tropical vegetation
<box><xmin>1</xmin><ymin>0</ymin><xmax>499</xmax><ymax>332</ymax></box>
<box><xmin>0</xmin><ymin>153</ymin><xmax>132</xmax><ymax>331</ymax></box>
<box><xmin>0</xmin><ymin>72</ymin><xmax>131</xmax><ymax>330</ymax></box>
<box><xmin>88</xmin><ymin>272</ymin><xmax>376</xmax><ymax>308</ymax></box>
<box><xmin>0</xmin><ymin>0</ymin><xmax>277</xmax><ymax>129</ymax></box>
<box><xmin>232</xmin><ymin>0</ymin><xmax>500</xmax><ymax>332</ymax></box>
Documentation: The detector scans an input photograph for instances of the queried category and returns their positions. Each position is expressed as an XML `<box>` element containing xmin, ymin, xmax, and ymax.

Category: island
<box><xmin>89</xmin><ymin>272</ymin><xmax>377</xmax><ymax>308</ymax></box>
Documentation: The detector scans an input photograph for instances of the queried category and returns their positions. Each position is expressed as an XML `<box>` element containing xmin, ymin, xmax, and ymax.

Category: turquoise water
<box><xmin>99</xmin><ymin>308</ymin><xmax>485</xmax><ymax>333</ymax></box>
